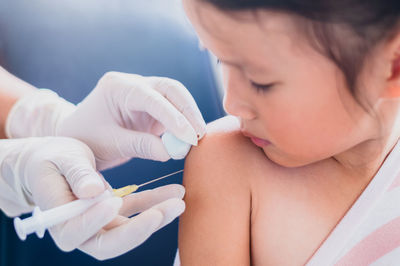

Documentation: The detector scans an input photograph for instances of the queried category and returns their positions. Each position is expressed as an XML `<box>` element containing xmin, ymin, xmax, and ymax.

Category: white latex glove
<box><xmin>6</xmin><ymin>72</ymin><xmax>206</xmax><ymax>170</ymax></box>
<box><xmin>0</xmin><ymin>137</ymin><xmax>185</xmax><ymax>260</ymax></box>
<box><xmin>0</xmin><ymin>137</ymin><xmax>106</xmax><ymax>217</ymax></box>
<box><xmin>79</xmin><ymin>184</ymin><xmax>185</xmax><ymax>260</ymax></box>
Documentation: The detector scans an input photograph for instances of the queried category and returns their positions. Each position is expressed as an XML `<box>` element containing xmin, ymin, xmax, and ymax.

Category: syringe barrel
<box><xmin>14</xmin><ymin>191</ymin><xmax>111</xmax><ymax>240</ymax></box>
<box><xmin>41</xmin><ymin>191</ymin><xmax>110</xmax><ymax>228</ymax></box>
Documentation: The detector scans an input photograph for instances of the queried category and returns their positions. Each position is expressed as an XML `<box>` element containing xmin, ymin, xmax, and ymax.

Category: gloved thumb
<box><xmin>57</xmin><ymin>158</ymin><xmax>105</xmax><ymax>199</ymax></box>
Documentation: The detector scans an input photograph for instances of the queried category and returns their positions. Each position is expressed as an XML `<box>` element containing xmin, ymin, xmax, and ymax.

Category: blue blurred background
<box><xmin>0</xmin><ymin>0</ymin><xmax>224</xmax><ymax>265</ymax></box>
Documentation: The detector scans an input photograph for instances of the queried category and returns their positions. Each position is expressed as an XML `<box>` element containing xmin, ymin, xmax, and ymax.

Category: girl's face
<box><xmin>183</xmin><ymin>0</ymin><xmax>388</xmax><ymax>167</ymax></box>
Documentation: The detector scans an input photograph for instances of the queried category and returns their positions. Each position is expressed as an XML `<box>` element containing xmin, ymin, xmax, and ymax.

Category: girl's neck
<box><xmin>332</xmin><ymin>133</ymin><xmax>400</xmax><ymax>184</ymax></box>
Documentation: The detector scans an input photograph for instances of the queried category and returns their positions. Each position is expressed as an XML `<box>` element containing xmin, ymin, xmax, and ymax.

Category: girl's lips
<box><xmin>241</xmin><ymin>131</ymin><xmax>271</xmax><ymax>148</ymax></box>
<box><xmin>250</xmin><ymin>137</ymin><xmax>271</xmax><ymax>148</ymax></box>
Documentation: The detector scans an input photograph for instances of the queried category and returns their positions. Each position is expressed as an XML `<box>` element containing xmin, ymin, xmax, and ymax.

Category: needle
<box><xmin>113</xmin><ymin>169</ymin><xmax>184</xmax><ymax>197</ymax></box>
<box><xmin>137</xmin><ymin>169</ymin><xmax>184</xmax><ymax>188</ymax></box>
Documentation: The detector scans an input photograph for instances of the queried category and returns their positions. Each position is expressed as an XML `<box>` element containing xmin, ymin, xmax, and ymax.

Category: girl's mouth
<box><xmin>241</xmin><ymin>131</ymin><xmax>271</xmax><ymax>148</ymax></box>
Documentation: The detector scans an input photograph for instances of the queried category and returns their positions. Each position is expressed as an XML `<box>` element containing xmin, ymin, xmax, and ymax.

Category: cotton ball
<box><xmin>162</xmin><ymin>132</ymin><xmax>192</xmax><ymax>160</ymax></box>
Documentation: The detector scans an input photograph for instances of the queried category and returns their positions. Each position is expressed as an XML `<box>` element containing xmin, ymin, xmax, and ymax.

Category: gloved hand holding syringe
<box><xmin>14</xmin><ymin>132</ymin><xmax>192</xmax><ymax>241</ymax></box>
<box><xmin>14</xmin><ymin>169</ymin><xmax>184</xmax><ymax>241</ymax></box>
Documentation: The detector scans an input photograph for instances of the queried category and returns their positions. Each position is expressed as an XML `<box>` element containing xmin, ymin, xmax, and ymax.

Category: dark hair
<box><xmin>200</xmin><ymin>0</ymin><xmax>400</xmax><ymax>108</ymax></box>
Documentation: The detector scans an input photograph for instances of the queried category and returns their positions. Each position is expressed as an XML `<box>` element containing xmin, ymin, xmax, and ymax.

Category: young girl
<box><xmin>178</xmin><ymin>0</ymin><xmax>400</xmax><ymax>265</ymax></box>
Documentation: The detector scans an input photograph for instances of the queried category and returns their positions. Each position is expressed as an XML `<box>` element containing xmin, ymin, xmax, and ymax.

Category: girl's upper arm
<box><xmin>178</xmin><ymin>125</ymin><xmax>252</xmax><ymax>266</ymax></box>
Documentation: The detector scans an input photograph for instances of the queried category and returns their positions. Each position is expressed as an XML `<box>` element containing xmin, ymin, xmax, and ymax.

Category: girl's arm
<box><xmin>178</xmin><ymin>119</ymin><xmax>252</xmax><ymax>265</ymax></box>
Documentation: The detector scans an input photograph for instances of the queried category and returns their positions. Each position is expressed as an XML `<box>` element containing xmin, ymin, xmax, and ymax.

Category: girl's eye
<box><xmin>250</xmin><ymin>81</ymin><xmax>275</xmax><ymax>93</ymax></box>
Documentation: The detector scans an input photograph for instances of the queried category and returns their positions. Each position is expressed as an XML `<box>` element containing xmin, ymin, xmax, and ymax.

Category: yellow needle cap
<box><xmin>113</xmin><ymin>185</ymin><xmax>139</xmax><ymax>198</ymax></box>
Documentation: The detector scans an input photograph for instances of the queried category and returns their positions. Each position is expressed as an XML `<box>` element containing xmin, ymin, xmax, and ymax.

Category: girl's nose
<box><xmin>222</xmin><ymin>70</ymin><xmax>256</xmax><ymax>120</ymax></box>
<box><xmin>223</xmin><ymin>92</ymin><xmax>256</xmax><ymax>120</ymax></box>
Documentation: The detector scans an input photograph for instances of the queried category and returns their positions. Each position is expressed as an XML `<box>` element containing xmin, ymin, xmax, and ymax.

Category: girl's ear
<box><xmin>383</xmin><ymin>38</ymin><xmax>400</xmax><ymax>98</ymax></box>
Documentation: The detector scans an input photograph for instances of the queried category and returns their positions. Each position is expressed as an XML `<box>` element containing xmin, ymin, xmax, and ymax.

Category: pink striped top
<box><xmin>307</xmin><ymin>141</ymin><xmax>400</xmax><ymax>265</ymax></box>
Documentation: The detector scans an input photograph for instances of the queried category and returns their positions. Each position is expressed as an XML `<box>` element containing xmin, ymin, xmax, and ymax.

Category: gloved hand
<box><xmin>6</xmin><ymin>72</ymin><xmax>206</xmax><ymax>170</ymax></box>
<box><xmin>0</xmin><ymin>137</ymin><xmax>185</xmax><ymax>260</ymax></box>
<box><xmin>79</xmin><ymin>184</ymin><xmax>185</xmax><ymax>260</ymax></box>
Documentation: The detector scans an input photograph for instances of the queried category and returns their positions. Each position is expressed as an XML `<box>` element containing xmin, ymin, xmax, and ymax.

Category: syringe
<box><xmin>14</xmin><ymin>169</ymin><xmax>184</xmax><ymax>241</ymax></box>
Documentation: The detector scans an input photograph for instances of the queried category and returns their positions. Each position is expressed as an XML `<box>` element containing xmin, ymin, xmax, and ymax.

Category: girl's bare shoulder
<box><xmin>185</xmin><ymin>115</ymin><xmax>271</xmax><ymax>189</ymax></box>
<box><xmin>179</xmin><ymin>116</ymin><xmax>263</xmax><ymax>265</ymax></box>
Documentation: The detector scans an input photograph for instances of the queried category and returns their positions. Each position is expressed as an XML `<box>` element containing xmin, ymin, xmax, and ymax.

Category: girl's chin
<box><xmin>261</xmin><ymin>148</ymin><xmax>312</xmax><ymax>168</ymax></box>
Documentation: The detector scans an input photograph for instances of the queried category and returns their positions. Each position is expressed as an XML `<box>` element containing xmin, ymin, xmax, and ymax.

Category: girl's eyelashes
<box><xmin>216</xmin><ymin>58</ymin><xmax>274</xmax><ymax>93</ymax></box>
<box><xmin>250</xmin><ymin>81</ymin><xmax>275</xmax><ymax>93</ymax></box>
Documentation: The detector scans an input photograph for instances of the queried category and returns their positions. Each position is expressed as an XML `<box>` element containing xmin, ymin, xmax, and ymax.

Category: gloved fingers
<box><xmin>102</xmin><ymin>215</ymin><xmax>128</xmax><ymax>230</ymax></box>
<box><xmin>78</xmin><ymin>198</ymin><xmax>185</xmax><ymax>261</ymax></box>
<box><xmin>126</xmin><ymin>111</ymin><xmax>166</xmax><ymax>136</ymax></box>
<box><xmin>111</xmin><ymin>197</ymin><xmax>185</xmax><ymax>230</ymax></box>
<box><xmin>119</xmin><ymin>184</ymin><xmax>185</xmax><ymax>217</ymax></box>
<box><xmin>116</xmin><ymin>128</ymin><xmax>171</xmax><ymax>161</ymax></box>
<box><xmin>29</xmin><ymin>162</ymin><xmax>77</xmax><ymax>211</ymax></box>
<box><xmin>78</xmin><ymin>208</ymin><xmax>163</xmax><ymax>261</ymax></box>
<box><xmin>148</xmin><ymin>76</ymin><xmax>207</xmax><ymax>139</ymax></box>
<box><xmin>49</xmin><ymin>196</ymin><xmax>122</xmax><ymax>252</ymax></box>
<box><xmin>149</xmin><ymin>118</ymin><xmax>166</xmax><ymax>136</ymax></box>
<box><xmin>57</xmin><ymin>154</ymin><xmax>105</xmax><ymax>199</ymax></box>
<box><xmin>147</xmin><ymin>197</ymin><xmax>186</xmax><ymax>230</ymax></box>
<box><xmin>125</xmin><ymin>82</ymin><xmax>198</xmax><ymax>146</ymax></box>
